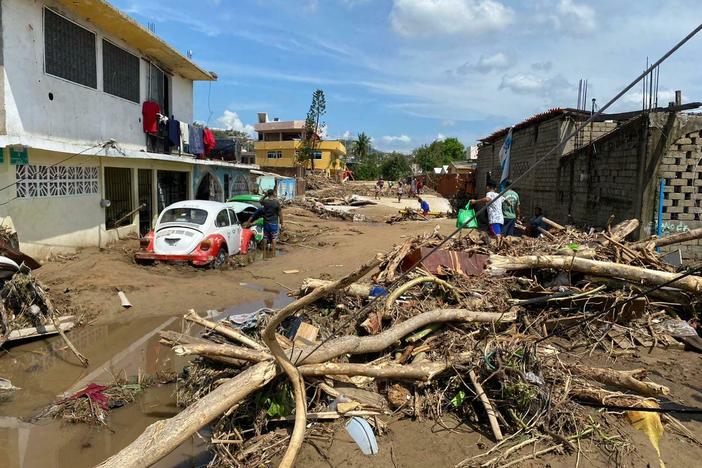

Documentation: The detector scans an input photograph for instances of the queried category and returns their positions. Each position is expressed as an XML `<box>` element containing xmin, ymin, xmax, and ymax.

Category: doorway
<box><xmin>195</xmin><ymin>172</ymin><xmax>224</xmax><ymax>202</ymax></box>
<box><xmin>138</xmin><ymin>169</ymin><xmax>153</xmax><ymax>236</ymax></box>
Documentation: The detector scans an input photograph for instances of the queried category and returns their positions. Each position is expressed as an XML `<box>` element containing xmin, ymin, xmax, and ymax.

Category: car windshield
<box><xmin>160</xmin><ymin>208</ymin><xmax>208</xmax><ymax>225</ymax></box>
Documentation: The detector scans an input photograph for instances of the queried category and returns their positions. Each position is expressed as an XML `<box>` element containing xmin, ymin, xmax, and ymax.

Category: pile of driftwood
<box><xmin>98</xmin><ymin>220</ymin><xmax>702</xmax><ymax>468</ymax></box>
<box><xmin>292</xmin><ymin>198</ymin><xmax>367</xmax><ymax>223</ymax></box>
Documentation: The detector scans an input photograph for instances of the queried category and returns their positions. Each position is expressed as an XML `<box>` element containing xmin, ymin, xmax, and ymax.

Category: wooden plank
<box><xmin>7</xmin><ymin>320</ymin><xmax>75</xmax><ymax>342</ymax></box>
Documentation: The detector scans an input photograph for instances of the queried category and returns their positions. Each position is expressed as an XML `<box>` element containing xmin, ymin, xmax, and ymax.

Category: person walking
<box><xmin>246</xmin><ymin>189</ymin><xmax>283</xmax><ymax>251</ymax></box>
<box><xmin>501</xmin><ymin>180</ymin><xmax>520</xmax><ymax>236</ymax></box>
<box><xmin>396</xmin><ymin>181</ymin><xmax>404</xmax><ymax>203</ymax></box>
<box><xmin>470</xmin><ymin>181</ymin><xmax>504</xmax><ymax>237</ymax></box>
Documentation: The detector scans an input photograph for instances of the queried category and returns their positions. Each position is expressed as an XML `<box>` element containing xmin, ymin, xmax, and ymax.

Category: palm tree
<box><xmin>352</xmin><ymin>132</ymin><xmax>371</xmax><ymax>160</ymax></box>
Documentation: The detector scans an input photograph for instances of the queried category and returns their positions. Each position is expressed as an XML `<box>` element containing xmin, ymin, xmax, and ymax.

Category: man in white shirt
<box><xmin>470</xmin><ymin>181</ymin><xmax>504</xmax><ymax>236</ymax></box>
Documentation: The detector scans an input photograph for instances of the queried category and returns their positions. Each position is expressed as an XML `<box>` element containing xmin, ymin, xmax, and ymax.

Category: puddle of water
<box><xmin>0</xmin><ymin>288</ymin><xmax>294</xmax><ymax>467</ymax></box>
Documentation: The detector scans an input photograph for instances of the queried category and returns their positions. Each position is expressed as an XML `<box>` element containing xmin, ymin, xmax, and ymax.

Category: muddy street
<box><xmin>0</xmin><ymin>202</ymin><xmax>455</xmax><ymax>467</ymax></box>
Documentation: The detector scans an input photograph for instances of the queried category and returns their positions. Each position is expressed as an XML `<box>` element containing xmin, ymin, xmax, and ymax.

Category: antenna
<box><xmin>147</xmin><ymin>22</ymin><xmax>156</xmax><ymax>33</ymax></box>
<box><xmin>187</xmin><ymin>50</ymin><xmax>193</xmax><ymax>59</ymax></box>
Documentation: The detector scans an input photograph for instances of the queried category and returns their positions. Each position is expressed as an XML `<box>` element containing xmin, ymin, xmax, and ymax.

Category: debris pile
<box><xmin>100</xmin><ymin>219</ymin><xmax>702</xmax><ymax>468</ymax></box>
<box><xmin>33</xmin><ymin>373</ymin><xmax>157</xmax><ymax>426</ymax></box>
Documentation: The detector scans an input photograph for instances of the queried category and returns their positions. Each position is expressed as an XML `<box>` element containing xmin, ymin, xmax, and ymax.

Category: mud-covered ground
<box><xmin>1</xmin><ymin>197</ymin><xmax>700</xmax><ymax>468</ymax></box>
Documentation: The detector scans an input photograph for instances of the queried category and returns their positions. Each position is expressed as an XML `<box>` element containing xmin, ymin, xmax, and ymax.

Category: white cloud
<box><xmin>442</xmin><ymin>119</ymin><xmax>456</xmax><ymax>127</ymax></box>
<box><xmin>341</xmin><ymin>130</ymin><xmax>353</xmax><ymax>139</ymax></box>
<box><xmin>390</xmin><ymin>0</ymin><xmax>514</xmax><ymax>37</ymax></box>
<box><xmin>455</xmin><ymin>52</ymin><xmax>512</xmax><ymax>75</ymax></box>
<box><xmin>499</xmin><ymin>73</ymin><xmax>571</xmax><ymax>95</ymax></box>
<box><xmin>436</xmin><ymin>133</ymin><xmax>446</xmax><ymax>141</ymax></box>
<box><xmin>536</xmin><ymin>0</ymin><xmax>596</xmax><ymax>35</ymax></box>
<box><xmin>381</xmin><ymin>134</ymin><xmax>412</xmax><ymax>143</ymax></box>
<box><xmin>215</xmin><ymin>110</ymin><xmax>255</xmax><ymax>135</ymax></box>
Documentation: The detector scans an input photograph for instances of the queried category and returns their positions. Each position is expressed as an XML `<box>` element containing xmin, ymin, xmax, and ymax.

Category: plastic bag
<box><xmin>658</xmin><ymin>319</ymin><xmax>698</xmax><ymax>337</ymax></box>
<box><xmin>456</xmin><ymin>206</ymin><xmax>478</xmax><ymax>229</ymax></box>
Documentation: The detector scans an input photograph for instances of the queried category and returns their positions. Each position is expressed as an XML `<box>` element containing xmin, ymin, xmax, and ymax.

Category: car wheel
<box><xmin>212</xmin><ymin>249</ymin><xmax>227</xmax><ymax>269</ymax></box>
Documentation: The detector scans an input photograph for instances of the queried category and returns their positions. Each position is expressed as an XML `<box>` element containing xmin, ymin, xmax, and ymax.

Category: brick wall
<box><xmin>656</xmin><ymin>129</ymin><xmax>702</xmax><ymax>259</ymax></box>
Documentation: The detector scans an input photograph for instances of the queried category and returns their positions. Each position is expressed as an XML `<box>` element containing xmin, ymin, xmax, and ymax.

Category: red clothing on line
<box><xmin>203</xmin><ymin>128</ymin><xmax>216</xmax><ymax>156</ymax></box>
<box><xmin>142</xmin><ymin>101</ymin><xmax>160</xmax><ymax>134</ymax></box>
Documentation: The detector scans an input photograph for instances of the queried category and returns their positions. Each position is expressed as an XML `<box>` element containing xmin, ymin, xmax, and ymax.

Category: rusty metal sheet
<box><xmin>400</xmin><ymin>247</ymin><xmax>489</xmax><ymax>277</ymax></box>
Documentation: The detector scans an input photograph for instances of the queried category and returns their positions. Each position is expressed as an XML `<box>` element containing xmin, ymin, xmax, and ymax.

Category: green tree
<box><xmin>412</xmin><ymin>137</ymin><xmax>465</xmax><ymax>172</ymax></box>
<box><xmin>380</xmin><ymin>152</ymin><xmax>411</xmax><ymax>180</ymax></box>
<box><xmin>299</xmin><ymin>89</ymin><xmax>326</xmax><ymax>171</ymax></box>
<box><xmin>352</xmin><ymin>132</ymin><xmax>372</xmax><ymax>160</ymax></box>
<box><xmin>353</xmin><ymin>151</ymin><xmax>382</xmax><ymax>180</ymax></box>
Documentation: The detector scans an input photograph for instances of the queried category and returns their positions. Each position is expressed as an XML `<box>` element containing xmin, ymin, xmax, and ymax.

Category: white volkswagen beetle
<box><xmin>135</xmin><ymin>200</ymin><xmax>256</xmax><ymax>268</ymax></box>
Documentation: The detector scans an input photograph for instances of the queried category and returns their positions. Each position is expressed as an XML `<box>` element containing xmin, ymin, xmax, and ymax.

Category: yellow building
<box><xmin>253</xmin><ymin>115</ymin><xmax>346</xmax><ymax>177</ymax></box>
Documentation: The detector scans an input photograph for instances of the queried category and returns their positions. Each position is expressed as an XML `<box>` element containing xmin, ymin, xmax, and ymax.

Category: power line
<box><xmin>294</xmin><ymin>22</ymin><xmax>702</xmax><ymax>365</ymax></box>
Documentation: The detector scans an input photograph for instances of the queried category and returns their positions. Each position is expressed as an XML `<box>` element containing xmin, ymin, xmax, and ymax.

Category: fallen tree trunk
<box><xmin>298</xmin><ymin>352</ymin><xmax>473</xmax><ymax>381</ymax></box>
<box><xmin>184</xmin><ymin>309</ymin><xmax>265</xmax><ymax>351</ymax></box>
<box><xmin>489</xmin><ymin>255</ymin><xmax>702</xmax><ymax>293</ymax></box>
<box><xmin>102</xmin><ymin>308</ymin><xmax>513</xmax><ymax>467</ymax></box>
<box><xmin>570</xmin><ymin>365</ymin><xmax>670</xmax><ymax>397</ymax></box>
<box><xmin>97</xmin><ymin>361</ymin><xmax>278</xmax><ymax>468</ymax></box>
<box><xmin>641</xmin><ymin>226</ymin><xmax>702</xmax><ymax>248</ymax></box>
<box><xmin>173</xmin><ymin>343</ymin><xmax>272</xmax><ymax>363</ymax></box>
<box><xmin>297</xmin><ymin>278</ymin><xmax>372</xmax><ymax>298</ymax></box>
<box><xmin>261</xmin><ymin>255</ymin><xmax>382</xmax><ymax>468</ymax></box>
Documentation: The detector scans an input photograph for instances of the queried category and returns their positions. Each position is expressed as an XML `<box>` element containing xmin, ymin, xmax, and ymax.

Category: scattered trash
<box><xmin>118</xmin><ymin>290</ymin><xmax>132</xmax><ymax>309</ymax></box>
<box><xmin>105</xmin><ymin>218</ymin><xmax>702</xmax><ymax>467</ymax></box>
<box><xmin>345</xmin><ymin>416</ymin><xmax>379</xmax><ymax>455</ymax></box>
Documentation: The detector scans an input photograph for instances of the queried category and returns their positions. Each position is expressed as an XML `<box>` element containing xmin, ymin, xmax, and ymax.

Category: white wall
<box><xmin>0</xmin><ymin>0</ymin><xmax>194</xmax><ymax>150</ymax></box>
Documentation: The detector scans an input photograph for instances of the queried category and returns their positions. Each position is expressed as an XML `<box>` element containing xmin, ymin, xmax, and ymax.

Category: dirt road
<box><xmin>0</xmin><ymin>201</ymin><xmax>457</xmax><ymax>467</ymax></box>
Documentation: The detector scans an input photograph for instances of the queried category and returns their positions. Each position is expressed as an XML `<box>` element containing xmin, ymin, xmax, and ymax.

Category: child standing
<box><xmin>470</xmin><ymin>181</ymin><xmax>504</xmax><ymax>236</ymax></box>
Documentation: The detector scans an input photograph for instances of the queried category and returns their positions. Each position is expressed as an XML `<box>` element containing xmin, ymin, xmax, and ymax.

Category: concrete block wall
<box><xmin>475</xmin><ymin>116</ymin><xmax>621</xmax><ymax>222</ymax></box>
<box><xmin>558</xmin><ymin>118</ymin><xmax>644</xmax><ymax>228</ymax></box>
<box><xmin>656</xmin><ymin>129</ymin><xmax>702</xmax><ymax>259</ymax></box>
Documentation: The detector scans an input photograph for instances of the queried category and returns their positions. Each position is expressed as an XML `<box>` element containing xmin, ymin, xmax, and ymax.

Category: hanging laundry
<box><xmin>189</xmin><ymin>125</ymin><xmax>205</xmax><ymax>156</ymax></box>
<box><xmin>179</xmin><ymin>121</ymin><xmax>190</xmax><ymax>152</ymax></box>
<box><xmin>167</xmin><ymin>117</ymin><xmax>181</xmax><ymax>147</ymax></box>
<box><xmin>142</xmin><ymin>101</ymin><xmax>160</xmax><ymax>134</ymax></box>
<box><xmin>203</xmin><ymin>128</ymin><xmax>216</xmax><ymax>157</ymax></box>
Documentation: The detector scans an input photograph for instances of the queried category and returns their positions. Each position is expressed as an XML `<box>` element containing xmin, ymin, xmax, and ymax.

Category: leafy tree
<box><xmin>353</xmin><ymin>151</ymin><xmax>382</xmax><ymax>180</ymax></box>
<box><xmin>380</xmin><ymin>152</ymin><xmax>411</xmax><ymax>180</ymax></box>
<box><xmin>299</xmin><ymin>89</ymin><xmax>326</xmax><ymax>171</ymax></box>
<box><xmin>412</xmin><ymin>137</ymin><xmax>466</xmax><ymax>172</ymax></box>
<box><xmin>352</xmin><ymin>132</ymin><xmax>372</xmax><ymax>160</ymax></box>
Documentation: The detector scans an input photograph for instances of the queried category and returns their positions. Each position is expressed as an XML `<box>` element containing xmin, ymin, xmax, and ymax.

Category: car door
<box><xmin>228</xmin><ymin>209</ymin><xmax>242</xmax><ymax>255</ymax></box>
<box><xmin>214</xmin><ymin>209</ymin><xmax>235</xmax><ymax>255</ymax></box>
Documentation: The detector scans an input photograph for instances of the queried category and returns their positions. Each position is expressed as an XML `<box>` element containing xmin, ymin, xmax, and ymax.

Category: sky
<box><xmin>113</xmin><ymin>0</ymin><xmax>702</xmax><ymax>153</ymax></box>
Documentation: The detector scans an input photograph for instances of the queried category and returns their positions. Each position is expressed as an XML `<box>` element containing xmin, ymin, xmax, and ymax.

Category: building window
<box><xmin>44</xmin><ymin>8</ymin><xmax>97</xmax><ymax>88</ymax></box>
<box><xmin>148</xmin><ymin>63</ymin><xmax>170</xmax><ymax>115</ymax></box>
<box><xmin>267</xmin><ymin>151</ymin><xmax>283</xmax><ymax>159</ymax></box>
<box><xmin>104</xmin><ymin>167</ymin><xmax>133</xmax><ymax>229</ymax></box>
<box><xmin>103</xmin><ymin>40</ymin><xmax>140</xmax><ymax>103</ymax></box>
<box><xmin>16</xmin><ymin>165</ymin><xmax>99</xmax><ymax>198</ymax></box>
<box><xmin>313</xmin><ymin>151</ymin><xmax>323</xmax><ymax>160</ymax></box>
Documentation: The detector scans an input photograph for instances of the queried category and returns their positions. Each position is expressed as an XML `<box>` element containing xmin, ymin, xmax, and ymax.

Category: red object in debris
<box><xmin>142</xmin><ymin>101</ymin><xmax>160</xmax><ymax>134</ymax></box>
<box><xmin>400</xmin><ymin>247</ymin><xmax>489</xmax><ymax>277</ymax></box>
<box><xmin>58</xmin><ymin>383</ymin><xmax>110</xmax><ymax>410</ymax></box>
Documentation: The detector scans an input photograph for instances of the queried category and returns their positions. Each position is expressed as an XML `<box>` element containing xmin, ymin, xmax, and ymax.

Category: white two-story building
<box><xmin>0</xmin><ymin>0</ymin><xmax>256</xmax><ymax>257</ymax></box>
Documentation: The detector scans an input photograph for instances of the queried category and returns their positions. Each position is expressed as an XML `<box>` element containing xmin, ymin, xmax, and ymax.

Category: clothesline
<box><xmin>142</xmin><ymin>100</ymin><xmax>215</xmax><ymax>158</ymax></box>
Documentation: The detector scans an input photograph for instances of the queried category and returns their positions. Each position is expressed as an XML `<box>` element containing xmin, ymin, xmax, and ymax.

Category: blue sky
<box><xmin>114</xmin><ymin>0</ymin><xmax>702</xmax><ymax>153</ymax></box>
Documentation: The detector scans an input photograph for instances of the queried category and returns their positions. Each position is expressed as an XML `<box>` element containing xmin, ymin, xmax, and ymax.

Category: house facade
<box><xmin>0</xmin><ymin>0</ymin><xmax>256</xmax><ymax>256</ymax></box>
<box><xmin>253</xmin><ymin>114</ymin><xmax>346</xmax><ymax>177</ymax></box>
<box><xmin>476</xmin><ymin>105</ymin><xmax>702</xmax><ymax>258</ymax></box>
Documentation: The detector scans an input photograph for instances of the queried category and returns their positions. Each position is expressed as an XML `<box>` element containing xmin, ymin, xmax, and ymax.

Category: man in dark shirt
<box><xmin>247</xmin><ymin>189</ymin><xmax>283</xmax><ymax>250</ymax></box>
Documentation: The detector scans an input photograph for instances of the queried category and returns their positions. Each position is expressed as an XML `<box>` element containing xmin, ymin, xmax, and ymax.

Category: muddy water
<box><xmin>0</xmin><ymin>289</ymin><xmax>293</xmax><ymax>468</ymax></box>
